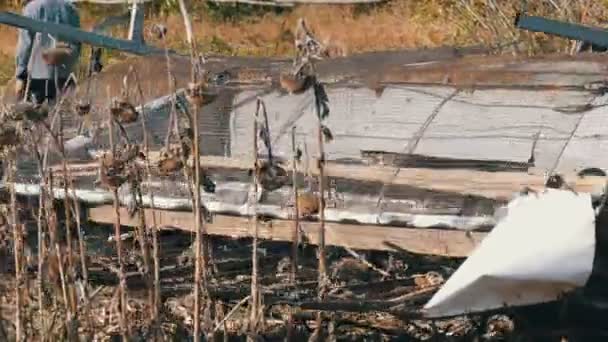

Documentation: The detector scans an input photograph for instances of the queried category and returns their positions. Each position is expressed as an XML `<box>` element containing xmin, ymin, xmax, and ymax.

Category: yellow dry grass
<box><xmin>154</xmin><ymin>1</ymin><xmax>465</xmax><ymax>57</ymax></box>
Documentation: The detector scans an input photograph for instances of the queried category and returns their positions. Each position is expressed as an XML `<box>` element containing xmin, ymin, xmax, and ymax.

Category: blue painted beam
<box><xmin>0</xmin><ymin>11</ymin><xmax>164</xmax><ymax>55</ymax></box>
<box><xmin>515</xmin><ymin>13</ymin><xmax>608</xmax><ymax>48</ymax></box>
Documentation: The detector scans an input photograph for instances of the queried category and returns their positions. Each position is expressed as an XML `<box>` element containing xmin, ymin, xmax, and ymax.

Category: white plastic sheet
<box><xmin>423</xmin><ymin>189</ymin><xmax>596</xmax><ymax>318</ymax></box>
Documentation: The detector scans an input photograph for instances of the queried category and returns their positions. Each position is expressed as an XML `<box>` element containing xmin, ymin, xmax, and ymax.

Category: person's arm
<box><xmin>14</xmin><ymin>3</ymin><xmax>37</xmax><ymax>82</ymax></box>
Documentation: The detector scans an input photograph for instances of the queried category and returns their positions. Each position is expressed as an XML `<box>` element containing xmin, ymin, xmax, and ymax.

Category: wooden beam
<box><xmin>0</xmin><ymin>11</ymin><xmax>163</xmax><ymax>55</ymax></box>
<box><xmin>87</xmin><ymin>206</ymin><xmax>485</xmax><ymax>257</ymax></box>
<box><xmin>55</xmin><ymin>154</ymin><xmax>606</xmax><ymax>200</ymax></box>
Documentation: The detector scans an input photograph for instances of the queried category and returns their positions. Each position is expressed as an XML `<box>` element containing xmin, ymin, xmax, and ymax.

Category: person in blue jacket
<box><xmin>14</xmin><ymin>0</ymin><xmax>81</xmax><ymax>104</ymax></box>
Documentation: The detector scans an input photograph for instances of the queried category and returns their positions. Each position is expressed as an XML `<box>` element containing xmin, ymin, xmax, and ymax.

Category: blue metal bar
<box><xmin>0</xmin><ymin>11</ymin><xmax>163</xmax><ymax>55</ymax></box>
<box><xmin>515</xmin><ymin>13</ymin><xmax>608</xmax><ymax>48</ymax></box>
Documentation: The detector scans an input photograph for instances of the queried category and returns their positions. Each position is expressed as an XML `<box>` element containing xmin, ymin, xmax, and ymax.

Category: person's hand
<box><xmin>15</xmin><ymin>79</ymin><xmax>25</xmax><ymax>98</ymax></box>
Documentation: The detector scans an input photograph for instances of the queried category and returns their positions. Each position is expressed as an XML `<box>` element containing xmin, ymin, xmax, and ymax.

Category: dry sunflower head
<box><xmin>119</xmin><ymin>143</ymin><xmax>145</xmax><ymax>164</ymax></box>
<box><xmin>185</xmin><ymin>81</ymin><xmax>216</xmax><ymax>107</ymax></box>
<box><xmin>256</xmin><ymin>160</ymin><xmax>289</xmax><ymax>192</ymax></box>
<box><xmin>110</xmin><ymin>98</ymin><xmax>139</xmax><ymax>124</ymax></box>
<box><xmin>0</xmin><ymin>124</ymin><xmax>19</xmax><ymax>148</ymax></box>
<box><xmin>42</xmin><ymin>42</ymin><xmax>73</xmax><ymax>66</ymax></box>
<box><xmin>296</xmin><ymin>191</ymin><xmax>319</xmax><ymax>217</ymax></box>
<box><xmin>279</xmin><ymin>71</ymin><xmax>314</xmax><ymax>95</ymax></box>
<box><xmin>98</xmin><ymin>152</ymin><xmax>128</xmax><ymax>181</ymax></box>
<box><xmin>98</xmin><ymin>163</ymin><xmax>128</xmax><ymax>190</ymax></box>
<box><xmin>76</xmin><ymin>100</ymin><xmax>91</xmax><ymax>116</ymax></box>
<box><xmin>157</xmin><ymin>148</ymin><xmax>183</xmax><ymax>176</ymax></box>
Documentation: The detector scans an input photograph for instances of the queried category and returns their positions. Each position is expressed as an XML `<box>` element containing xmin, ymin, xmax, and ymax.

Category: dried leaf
<box><xmin>295</xmin><ymin>148</ymin><xmax>303</xmax><ymax>162</ymax></box>
<box><xmin>258</xmin><ymin>124</ymin><xmax>271</xmax><ymax>154</ymax></box>
<box><xmin>314</xmin><ymin>82</ymin><xmax>330</xmax><ymax>120</ymax></box>
<box><xmin>202</xmin><ymin>174</ymin><xmax>216</xmax><ymax>194</ymax></box>
<box><xmin>321</xmin><ymin>125</ymin><xmax>333</xmax><ymax>143</ymax></box>
<box><xmin>90</xmin><ymin>47</ymin><xmax>103</xmax><ymax>74</ymax></box>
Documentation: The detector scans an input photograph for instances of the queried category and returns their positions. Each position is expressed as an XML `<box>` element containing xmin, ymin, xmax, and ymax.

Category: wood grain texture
<box><xmin>87</xmin><ymin>206</ymin><xmax>486</xmax><ymax>257</ymax></box>
<box><xmin>51</xmin><ymin>154</ymin><xmax>607</xmax><ymax>201</ymax></box>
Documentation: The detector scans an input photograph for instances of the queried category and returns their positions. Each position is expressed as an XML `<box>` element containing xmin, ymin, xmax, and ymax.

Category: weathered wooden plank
<box><xmin>57</xmin><ymin>46</ymin><xmax>490</xmax><ymax>108</ymax></box>
<box><xmin>50</xmin><ymin>155</ymin><xmax>606</xmax><ymax>201</ymax></box>
<box><xmin>87</xmin><ymin>206</ymin><xmax>486</xmax><ymax>257</ymax></box>
<box><xmin>0</xmin><ymin>11</ymin><xmax>163</xmax><ymax>55</ymax></box>
<box><xmin>375</xmin><ymin>53</ymin><xmax>608</xmax><ymax>87</ymax></box>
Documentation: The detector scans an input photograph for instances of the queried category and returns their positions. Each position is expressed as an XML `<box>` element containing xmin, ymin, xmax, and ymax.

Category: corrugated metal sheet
<box><xmin>229</xmin><ymin>84</ymin><xmax>604</xmax><ymax>173</ymax></box>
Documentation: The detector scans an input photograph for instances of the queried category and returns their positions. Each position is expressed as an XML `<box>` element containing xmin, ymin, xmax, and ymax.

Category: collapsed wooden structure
<box><xmin>4</xmin><ymin>6</ymin><xmax>608</xmax><ymax>340</ymax></box>
<box><xmin>2</xmin><ymin>4</ymin><xmax>608</xmax><ymax>260</ymax></box>
<box><xmin>3</xmin><ymin>48</ymin><xmax>607</xmax><ymax>259</ymax></box>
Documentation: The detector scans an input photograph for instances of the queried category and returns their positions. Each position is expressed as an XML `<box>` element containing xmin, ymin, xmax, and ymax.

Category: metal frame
<box><xmin>515</xmin><ymin>13</ymin><xmax>608</xmax><ymax>50</ymax></box>
<box><xmin>0</xmin><ymin>0</ymin><xmax>156</xmax><ymax>55</ymax></box>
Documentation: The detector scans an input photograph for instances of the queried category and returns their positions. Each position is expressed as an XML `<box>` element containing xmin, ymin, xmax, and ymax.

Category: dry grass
<box><xmin>1</xmin><ymin>0</ymin><xmax>608</xmax><ymax>86</ymax></box>
<box><xmin>157</xmin><ymin>1</ymin><xmax>466</xmax><ymax>57</ymax></box>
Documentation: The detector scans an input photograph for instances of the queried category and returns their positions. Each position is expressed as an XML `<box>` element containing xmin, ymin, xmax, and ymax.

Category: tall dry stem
<box><xmin>71</xmin><ymin>195</ymin><xmax>92</xmax><ymax>333</ymax></box>
<box><xmin>8</xmin><ymin>158</ymin><xmax>23</xmax><ymax>342</ymax></box>
<box><xmin>191</xmin><ymin>99</ymin><xmax>205</xmax><ymax>339</ymax></box>
<box><xmin>191</xmin><ymin>91</ymin><xmax>205</xmax><ymax>340</ymax></box>
<box><xmin>177</xmin><ymin>0</ymin><xmax>209</xmax><ymax>338</ymax></box>
<box><xmin>40</xmin><ymin>154</ymin><xmax>56</xmax><ymax>339</ymax></box>
<box><xmin>249</xmin><ymin>100</ymin><xmax>262</xmax><ymax>335</ymax></box>
<box><xmin>314</xmin><ymin>89</ymin><xmax>328</xmax><ymax>341</ymax></box>
<box><xmin>30</xmin><ymin>138</ymin><xmax>47</xmax><ymax>327</ymax></box>
<box><xmin>57</xmin><ymin>74</ymin><xmax>89</xmax><ymax>337</ymax></box>
<box><xmin>107</xmin><ymin>102</ymin><xmax>128</xmax><ymax>339</ymax></box>
<box><xmin>57</xmin><ymin>92</ymin><xmax>78</xmax><ymax>330</ymax></box>
<box><xmin>131</xmin><ymin>67</ymin><xmax>161</xmax><ymax>325</ymax></box>
<box><xmin>290</xmin><ymin>126</ymin><xmax>299</xmax><ymax>284</ymax></box>
<box><xmin>54</xmin><ymin>241</ymin><xmax>71</xmax><ymax>334</ymax></box>
<box><xmin>305</xmin><ymin>62</ymin><xmax>332</xmax><ymax>341</ymax></box>
<box><xmin>120</xmin><ymin>67</ymin><xmax>154</xmax><ymax>328</ymax></box>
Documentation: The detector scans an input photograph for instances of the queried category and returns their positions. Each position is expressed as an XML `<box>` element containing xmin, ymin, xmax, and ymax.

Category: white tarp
<box><xmin>423</xmin><ymin>189</ymin><xmax>596</xmax><ymax>318</ymax></box>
